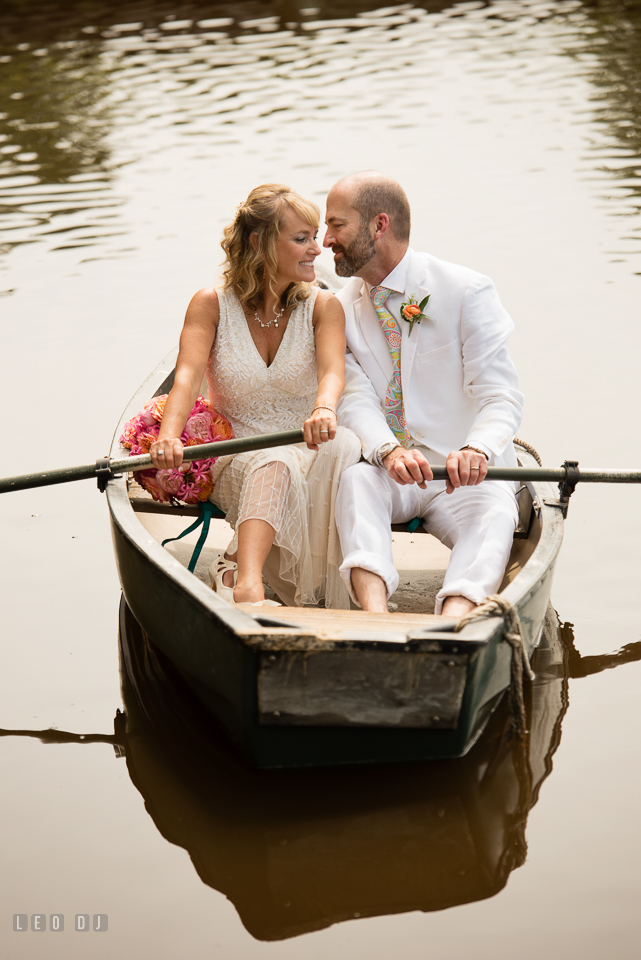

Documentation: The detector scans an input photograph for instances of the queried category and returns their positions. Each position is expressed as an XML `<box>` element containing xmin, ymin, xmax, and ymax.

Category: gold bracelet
<box><xmin>312</xmin><ymin>405</ymin><xmax>337</xmax><ymax>417</ymax></box>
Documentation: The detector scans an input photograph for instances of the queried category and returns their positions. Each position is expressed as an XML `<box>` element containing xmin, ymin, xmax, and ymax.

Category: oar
<box><xmin>1</xmin><ymin>435</ymin><xmax>641</xmax><ymax>506</ymax></box>
<box><xmin>0</xmin><ymin>428</ymin><xmax>305</xmax><ymax>494</ymax></box>
<box><xmin>429</xmin><ymin>467</ymin><xmax>641</xmax><ymax>483</ymax></box>
<box><xmin>431</xmin><ymin>461</ymin><xmax>641</xmax><ymax>518</ymax></box>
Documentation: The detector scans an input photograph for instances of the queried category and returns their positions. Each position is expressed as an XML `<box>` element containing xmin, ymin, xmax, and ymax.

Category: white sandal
<box><xmin>209</xmin><ymin>554</ymin><xmax>283</xmax><ymax>607</ymax></box>
<box><xmin>209</xmin><ymin>554</ymin><xmax>238</xmax><ymax>602</ymax></box>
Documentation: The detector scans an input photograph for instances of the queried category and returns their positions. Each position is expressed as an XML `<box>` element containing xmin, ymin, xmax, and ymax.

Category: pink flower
<box><xmin>179</xmin><ymin>480</ymin><xmax>197</xmax><ymax>502</ymax></box>
<box><xmin>138</xmin><ymin>470</ymin><xmax>172</xmax><ymax>502</ymax></box>
<box><xmin>137</xmin><ymin>425</ymin><xmax>160</xmax><ymax>452</ymax></box>
<box><xmin>182</xmin><ymin>411</ymin><xmax>215</xmax><ymax>442</ymax></box>
<box><xmin>190</xmin><ymin>397</ymin><xmax>210</xmax><ymax>416</ymax></box>
<box><xmin>155</xmin><ymin>469</ymin><xmax>183</xmax><ymax>497</ymax></box>
<box><xmin>190</xmin><ymin>460</ymin><xmax>212</xmax><ymax>476</ymax></box>
<box><xmin>119</xmin><ymin>415</ymin><xmax>145</xmax><ymax>448</ymax></box>
<box><xmin>190</xmin><ymin>463</ymin><xmax>215</xmax><ymax>495</ymax></box>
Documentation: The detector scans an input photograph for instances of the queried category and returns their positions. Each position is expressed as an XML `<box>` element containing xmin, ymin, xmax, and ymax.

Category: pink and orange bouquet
<box><xmin>119</xmin><ymin>395</ymin><xmax>233</xmax><ymax>505</ymax></box>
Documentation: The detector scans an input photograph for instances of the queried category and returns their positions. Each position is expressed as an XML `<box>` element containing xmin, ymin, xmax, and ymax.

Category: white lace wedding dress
<box><xmin>206</xmin><ymin>285</ymin><xmax>362</xmax><ymax>608</ymax></box>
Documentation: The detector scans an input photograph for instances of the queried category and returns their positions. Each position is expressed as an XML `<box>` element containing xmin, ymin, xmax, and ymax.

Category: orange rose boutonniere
<box><xmin>400</xmin><ymin>294</ymin><xmax>433</xmax><ymax>336</ymax></box>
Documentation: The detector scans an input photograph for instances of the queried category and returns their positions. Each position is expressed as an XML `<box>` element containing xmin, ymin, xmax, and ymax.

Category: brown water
<box><xmin>2</xmin><ymin>0</ymin><xmax>641</xmax><ymax>956</ymax></box>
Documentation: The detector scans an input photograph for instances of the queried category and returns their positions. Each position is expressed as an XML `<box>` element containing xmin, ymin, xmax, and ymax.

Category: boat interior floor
<box><xmin>134</xmin><ymin>503</ymin><xmax>453</xmax><ymax>618</ymax></box>
<box><xmin>131</xmin><ymin>483</ymin><xmax>534</xmax><ymax>634</ymax></box>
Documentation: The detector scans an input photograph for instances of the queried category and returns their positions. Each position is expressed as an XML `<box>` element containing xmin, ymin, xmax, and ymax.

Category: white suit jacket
<box><xmin>336</xmin><ymin>248</ymin><xmax>523</xmax><ymax>467</ymax></box>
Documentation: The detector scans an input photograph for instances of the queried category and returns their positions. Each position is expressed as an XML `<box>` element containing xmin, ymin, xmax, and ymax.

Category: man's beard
<box><xmin>333</xmin><ymin>224</ymin><xmax>376</xmax><ymax>277</ymax></box>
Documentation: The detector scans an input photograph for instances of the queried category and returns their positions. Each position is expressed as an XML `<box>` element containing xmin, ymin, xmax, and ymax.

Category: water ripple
<box><xmin>0</xmin><ymin>0</ymin><xmax>640</xmax><ymax>266</ymax></box>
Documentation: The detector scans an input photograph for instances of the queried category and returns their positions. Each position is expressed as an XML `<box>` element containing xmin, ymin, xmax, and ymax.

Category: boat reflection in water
<box><xmin>4</xmin><ymin>606</ymin><xmax>639</xmax><ymax>942</ymax></box>
<box><xmin>118</xmin><ymin>601</ymin><xmax>577</xmax><ymax>942</ymax></box>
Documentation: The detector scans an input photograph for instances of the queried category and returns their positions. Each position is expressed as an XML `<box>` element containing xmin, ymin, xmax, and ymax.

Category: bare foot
<box><xmin>441</xmin><ymin>595</ymin><xmax>477</xmax><ymax>618</ymax></box>
<box><xmin>232</xmin><ymin>578</ymin><xmax>265</xmax><ymax>604</ymax></box>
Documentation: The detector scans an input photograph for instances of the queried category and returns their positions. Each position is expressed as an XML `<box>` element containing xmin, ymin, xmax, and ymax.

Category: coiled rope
<box><xmin>455</xmin><ymin>594</ymin><xmax>535</xmax><ymax>738</ymax></box>
<box><xmin>513</xmin><ymin>437</ymin><xmax>542</xmax><ymax>466</ymax></box>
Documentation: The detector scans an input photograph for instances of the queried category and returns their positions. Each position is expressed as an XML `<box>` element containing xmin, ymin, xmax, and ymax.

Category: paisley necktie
<box><xmin>370</xmin><ymin>285</ymin><xmax>410</xmax><ymax>446</ymax></box>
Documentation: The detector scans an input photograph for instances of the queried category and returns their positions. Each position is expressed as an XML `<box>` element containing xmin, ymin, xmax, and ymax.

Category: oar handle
<box><xmin>0</xmin><ymin>429</ymin><xmax>305</xmax><ymax>494</ymax></box>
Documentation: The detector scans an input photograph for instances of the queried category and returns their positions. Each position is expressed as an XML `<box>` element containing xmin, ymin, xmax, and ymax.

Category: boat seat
<box><xmin>129</xmin><ymin>480</ymin><xmax>530</xmax><ymax>540</ymax></box>
<box><xmin>128</xmin><ymin>483</ymin><xmax>430</xmax><ymax>535</ymax></box>
<box><xmin>127</xmin><ymin>481</ymin><xmax>223</xmax><ymax>519</ymax></box>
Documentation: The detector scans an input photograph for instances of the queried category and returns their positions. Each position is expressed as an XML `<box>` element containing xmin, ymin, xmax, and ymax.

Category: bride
<box><xmin>150</xmin><ymin>184</ymin><xmax>361</xmax><ymax>608</ymax></box>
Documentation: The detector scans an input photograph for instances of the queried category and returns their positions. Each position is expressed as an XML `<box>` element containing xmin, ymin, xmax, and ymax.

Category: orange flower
<box><xmin>403</xmin><ymin>304</ymin><xmax>421</xmax><ymax>318</ymax></box>
<box><xmin>146</xmin><ymin>396</ymin><xmax>167</xmax><ymax>421</ymax></box>
<box><xmin>213</xmin><ymin>416</ymin><xmax>234</xmax><ymax>439</ymax></box>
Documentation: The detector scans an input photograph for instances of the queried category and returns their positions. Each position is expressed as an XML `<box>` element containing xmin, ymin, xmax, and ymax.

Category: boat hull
<box><xmin>110</xmin><ymin>517</ymin><xmax>558</xmax><ymax>768</ymax></box>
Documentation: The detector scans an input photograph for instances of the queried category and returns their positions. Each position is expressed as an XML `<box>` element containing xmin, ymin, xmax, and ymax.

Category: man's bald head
<box><xmin>332</xmin><ymin>172</ymin><xmax>411</xmax><ymax>243</ymax></box>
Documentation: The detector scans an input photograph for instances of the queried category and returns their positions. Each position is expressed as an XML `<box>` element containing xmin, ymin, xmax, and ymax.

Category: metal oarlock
<box><xmin>558</xmin><ymin>460</ymin><xmax>581</xmax><ymax>518</ymax></box>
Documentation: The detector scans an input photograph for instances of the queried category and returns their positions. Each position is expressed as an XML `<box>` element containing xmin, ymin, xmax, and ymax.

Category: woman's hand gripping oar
<box><xmin>0</xmin><ymin>429</ymin><xmax>305</xmax><ymax>495</ymax></box>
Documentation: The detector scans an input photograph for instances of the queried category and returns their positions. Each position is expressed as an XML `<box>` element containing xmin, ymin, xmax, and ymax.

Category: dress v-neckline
<box><xmin>235</xmin><ymin>290</ymin><xmax>295</xmax><ymax>370</ymax></box>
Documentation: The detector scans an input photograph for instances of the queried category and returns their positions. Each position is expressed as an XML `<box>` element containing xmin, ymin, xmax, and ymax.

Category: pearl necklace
<box><xmin>254</xmin><ymin>305</ymin><xmax>285</xmax><ymax>329</ymax></box>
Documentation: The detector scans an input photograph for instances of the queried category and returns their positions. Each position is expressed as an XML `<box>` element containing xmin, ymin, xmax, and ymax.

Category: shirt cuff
<box><xmin>374</xmin><ymin>441</ymin><xmax>399</xmax><ymax>467</ymax></box>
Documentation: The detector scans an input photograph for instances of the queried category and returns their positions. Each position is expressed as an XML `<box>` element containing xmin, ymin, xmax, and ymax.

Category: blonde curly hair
<box><xmin>221</xmin><ymin>183</ymin><xmax>320</xmax><ymax>313</ymax></box>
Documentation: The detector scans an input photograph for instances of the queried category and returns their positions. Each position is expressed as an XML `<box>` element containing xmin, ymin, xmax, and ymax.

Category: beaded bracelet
<box><xmin>460</xmin><ymin>444</ymin><xmax>489</xmax><ymax>461</ymax></box>
<box><xmin>312</xmin><ymin>405</ymin><xmax>337</xmax><ymax>417</ymax></box>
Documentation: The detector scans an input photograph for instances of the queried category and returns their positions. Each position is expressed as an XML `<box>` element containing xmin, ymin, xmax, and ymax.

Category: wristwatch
<box><xmin>375</xmin><ymin>441</ymin><xmax>400</xmax><ymax>467</ymax></box>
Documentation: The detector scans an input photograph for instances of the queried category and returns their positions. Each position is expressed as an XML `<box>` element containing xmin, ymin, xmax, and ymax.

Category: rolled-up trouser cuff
<box><xmin>339</xmin><ymin>550</ymin><xmax>400</xmax><ymax>607</ymax></box>
<box><xmin>435</xmin><ymin>580</ymin><xmax>490</xmax><ymax>615</ymax></box>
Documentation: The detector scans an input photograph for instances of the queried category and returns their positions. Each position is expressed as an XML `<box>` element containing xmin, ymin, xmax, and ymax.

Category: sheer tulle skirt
<box><xmin>209</xmin><ymin>425</ymin><xmax>362</xmax><ymax>608</ymax></box>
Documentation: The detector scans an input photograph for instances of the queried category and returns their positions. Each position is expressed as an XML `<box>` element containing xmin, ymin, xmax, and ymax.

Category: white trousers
<box><xmin>335</xmin><ymin>462</ymin><xmax>519</xmax><ymax>613</ymax></box>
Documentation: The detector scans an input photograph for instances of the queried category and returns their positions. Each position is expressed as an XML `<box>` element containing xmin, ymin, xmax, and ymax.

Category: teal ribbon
<box><xmin>161</xmin><ymin>501</ymin><xmax>226</xmax><ymax>573</ymax></box>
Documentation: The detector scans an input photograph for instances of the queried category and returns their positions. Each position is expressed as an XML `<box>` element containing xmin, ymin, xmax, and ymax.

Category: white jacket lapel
<box><xmin>401</xmin><ymin>254</ymin><xmax>431</xmax><ymax>385</ymax></box>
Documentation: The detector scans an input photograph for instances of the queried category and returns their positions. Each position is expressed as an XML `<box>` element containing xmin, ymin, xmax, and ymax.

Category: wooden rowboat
<box><xmin>107</xmin><ymin>352</ymin><xmax>565</xmax><ymax>769</ymax></box>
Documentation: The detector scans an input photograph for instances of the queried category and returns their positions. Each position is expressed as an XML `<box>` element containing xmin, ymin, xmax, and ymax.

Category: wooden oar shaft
<box><xmin>430</xmin><ymin>466</ymin><xmax>641</xmax><ymax>483</ymax></box>
<box><xmin>0</xmin><ymin>429</ymin><xmax>304</xmax><ymax>494</ymax></box>
<box><xmin>3</xmin><ymin>433</ymin><xmax>641</xmax><ymax>495</ymax></box>
<box><xmin>110</xmin><ymin>428</ymin><xmax>305</xmax><ymax>474</ymax></box>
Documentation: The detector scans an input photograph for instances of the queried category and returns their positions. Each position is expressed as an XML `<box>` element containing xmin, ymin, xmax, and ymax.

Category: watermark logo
<box><xmin>75</xmin><ymin>914</ymin><xmax>107</xmax><ymax>932</ymax></box>
<box><xmin>13</xmin><ymin>914</ymin><xmax>107</xmax><ymax>933</ymax></box>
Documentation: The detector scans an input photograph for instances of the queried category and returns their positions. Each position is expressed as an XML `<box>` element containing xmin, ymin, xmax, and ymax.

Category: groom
<box><xmin>324</xmin><ymin>172</ymin><xmax>523</xmax><ymax>618</ymax></box>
